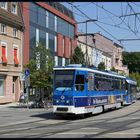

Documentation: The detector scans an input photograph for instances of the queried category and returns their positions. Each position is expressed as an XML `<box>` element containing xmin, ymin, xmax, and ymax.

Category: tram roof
<box><xmin>53</xmin><ymin>66</ymin><xmax>126</xmax><ymax>79</ymax></box>
<box><xmin>126</xmin><ymin>78</ymin><xmax>137</xmax><ymax>85</ymax></box>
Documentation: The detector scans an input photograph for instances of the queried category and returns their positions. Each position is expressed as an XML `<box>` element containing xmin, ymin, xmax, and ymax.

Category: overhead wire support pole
<box><xmin>76</xmin><ymin>19</ymin><xmax>97</xmax><ymax>67</ymax></box>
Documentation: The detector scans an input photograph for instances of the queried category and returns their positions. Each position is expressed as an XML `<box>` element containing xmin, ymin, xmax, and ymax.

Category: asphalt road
<box><xmin>0</xmin><ymin>100</ymin><xmax>140</xmax><ymax>138</ymax></box>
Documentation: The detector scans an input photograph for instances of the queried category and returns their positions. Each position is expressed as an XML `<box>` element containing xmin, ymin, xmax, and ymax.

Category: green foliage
<box><xmin>70</xmin><ymin>46</ymin><xmax>86</xmax><ymax>65</ymax></box>
<box><xmin>129</xmin><ymin>72</ymin><xmax>140</xmax><ymax>87</ymax></box>
<box><xmin>122</xmin><ymin>51</ymin><xmax>140</xmax><ymax>86</ymax></box>
<box><xmin>110</xmin><ymin>67</ymin><xmax>118</xmax><ymax>72</ymax></box>
<box><xmin>123</xmin><ymin>52</ymin><xmax>140</xmax><ymax>73</ymax></box>
<box><xmin>24</xmin><ymin>42</ymin><xmax>54</xmax><ymax>88</ymax></box>
<box><xmin>98</xmin><ymin>62</ymin><xmax>105</xmax><ymax>70</ymax></box>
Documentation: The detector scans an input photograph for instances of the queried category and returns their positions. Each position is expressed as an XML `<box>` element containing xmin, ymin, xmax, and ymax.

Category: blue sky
<box><xmin>62</xmin><ymin>2</ymin><xmax>140</xmax><ymax>52</ymax></box>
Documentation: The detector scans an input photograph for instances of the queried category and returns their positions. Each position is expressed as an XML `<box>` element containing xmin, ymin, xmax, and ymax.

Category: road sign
<box><xmin>20</xmin><ymin>73</ymin><xmax>25</xmax><ymax>81</ymax></box>
<box><xmin>25</xmin><ymin>68</ymin><xmax>30</xmax><ymax>77</ymax></box>
<box><xmin>25</xmin><ymin>76</ymin><xmax>30</xmax><ymax>88</ymax></box>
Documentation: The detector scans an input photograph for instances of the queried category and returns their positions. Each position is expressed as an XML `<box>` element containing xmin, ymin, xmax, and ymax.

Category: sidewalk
<box><xmin>0</xmin><ymin>102</ymin><xmax>53</xmax><ymax>127</ymax></box>
<box><xmin>0</xmin><ymin>102</ymin><xmax>19</xmax><ymax>108</ymax></box>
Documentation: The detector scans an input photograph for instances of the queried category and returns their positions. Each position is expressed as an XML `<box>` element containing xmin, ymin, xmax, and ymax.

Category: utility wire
<box><xmin>91</xmin><ymin>2</ymin><xmax>140</xmax><ymax>38</ymax></box>
<box><xmin>67</xmin><ymin>2</ymin><xmax>119</xmax><ymax>42</ymax></box>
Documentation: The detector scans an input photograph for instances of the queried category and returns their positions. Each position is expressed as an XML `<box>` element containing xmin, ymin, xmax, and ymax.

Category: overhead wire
<box><xmin>67</xmin><ymin>2</ymin><xmax>119</xmax><ymax>42</ymax></box>
<box><xmin>91</xmin><ymin>2</ymin><xmax>140</xmax><ymax>38</ymax></box>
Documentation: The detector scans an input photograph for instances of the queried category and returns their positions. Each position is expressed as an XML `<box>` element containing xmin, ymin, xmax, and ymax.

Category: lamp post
<box><xmin>76</xmin><ymin>19</ymin><xmax>97</xmax><ymax>67</ymax></box>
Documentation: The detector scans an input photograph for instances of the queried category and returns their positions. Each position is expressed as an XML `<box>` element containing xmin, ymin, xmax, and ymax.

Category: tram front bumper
<box><xmin>53</xmin><ymin>105</ymin><xmax>91</xmax><ymax>114</ymax></box>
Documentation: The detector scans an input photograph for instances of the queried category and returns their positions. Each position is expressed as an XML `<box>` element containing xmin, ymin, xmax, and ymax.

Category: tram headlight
<box><xmin>66</xmin><ymin>100</ymin><xmax>70</xmax><ymax>104</ymax></box>
<box><xmin>56</xmin><ymin>100</ymin><xmax>59</xmax><ymax>103</ymax></box>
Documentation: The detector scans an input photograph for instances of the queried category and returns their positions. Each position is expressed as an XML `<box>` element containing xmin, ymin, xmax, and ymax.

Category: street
<box><xmin>0</xmin><ymin>100</ymin><xmax>140</xmax><ymax>138</ymax></box>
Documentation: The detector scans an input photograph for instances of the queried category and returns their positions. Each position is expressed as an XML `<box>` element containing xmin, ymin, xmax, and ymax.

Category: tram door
<box><xmin>75</xmin><ymin>72</ymin><xmax>85</xmax><ymax>93</ymax></box>
<box><xmin>87</xmin><ymin>72</ymin><xmax>94</xmax><ymax>106</ymax></box>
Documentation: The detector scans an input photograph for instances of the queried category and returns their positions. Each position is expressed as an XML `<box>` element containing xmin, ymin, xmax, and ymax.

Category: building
<box><xmin>0</xmin><ymin>2</ymin><xmax>24</xmax><ymax>103</ymax></box>
<box><xmin>77</xmin><ymin>33</ymin><xmax>111</xmax><ymax>69</ymax></box>
<box><xmin>93</xmin><ymin>33</ymin><xmax>129</xmax><ymax>75</ymax></box>
<box><xmin>102</xmin><ymin>52</ymin><xmax>112</xmax><ymax>70</ymax></box>
<box><xmin>22</xmin><ymin>2</ymin><xmax>77</xmax><ymax>67</ymax></box>
<box><xmin>113</xmin><ymin>43</ymin><xmax>129</xmax><ymax>75</ymax></box>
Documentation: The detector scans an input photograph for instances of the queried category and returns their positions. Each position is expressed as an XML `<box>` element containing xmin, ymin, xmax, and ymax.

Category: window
<box><xmin>54</xmin><ymin>16</ymin><xmax>57</xmax><ymax>32</ymax></box>
<box><xmin>58</xmin><ymin>56</ymin><xmax>62</xmax><ymax>66</ymax></box>
<box><xmin>38</xmin><ymin>7</ymin><xmax>46</xmax><ymax>27</ymax></box>
<box><xmin>54</xmin><ymin>35</ymin><xmax>57</xmax><ymax>52</ymax></box>
<box><xmin>30</xmin><ymin>3</ymin><xmax>38</xmax><ymax>23</ymax></box>
<box><xmin>46</xmin><ymin>32</ymin><xmax>49</xmax><ymax>49</ymax></box>
<box><xmin>88</xmin><ymin>73</ymin><xmax>94</xmax><ymax>91</ymax></box>
<box><xmin>62</xmin><ymin>58</ymin><xmax>65</xmax><ymax>66</ymax></box>
<box><xmin>11</xmin><ymin>3</ymin><xmax>17</xmax><ymax>14</ymax></box>
<box><xmin>0</xmin><ymin>24</ymin><xmax>7</xmax><ymax>34</ymax></box>
<box><xmin>46</xmin><ymin>11</ymin><xmax>49</xmax><ymax>28</ymax></box>
<box><xmin>13</xmin><ymin>45</ymin><xmax>19</xmax><ymax>65</ymax></box>
<box><xmin>94</xmin><ymin>74</ymin><xmax>112</xmax><ymax>91</ymax></box>
<box><xmin>13</xmin><ymin>28</ymin><xmax>18</xmax><ymax>37</ymax></box>
<box><xmin>29</xmin><ymin>25</ymin><xmax>36</xmax><ymax>59</ymax></box>
<box><xmin>65</xmin><ymin>58</ymin><xmax>69</xmax><ymax>66</ymax></box>
<box><xmin>36</xmin><ymin>28</ymin><xmax>39</xmax><ymax>46</ymax></box>
<box><xmin>13</xmin><ymin>77</ymin><xmax>16</xmax><ymax>94</ymax></box>
<box><xmin>48</xmin><ymin>12</ymin><xmax>55</xmax><ymax>30</ymax></box>
<box><xmin>54</xmin><ymin>70</ymin><xmax>74</xmax><ymax>90</ymax></box>
<box><xmin>1</xmin><ymin>42</ymin><xmax>7</xmax><ymax>64</ymax></box>
<box><xmin>49</xmin><ymin>33</ymin><xmax>55</xmax><ymax>55</ymax></box>
<box><xmin>39</xmin><ymin>30</ymin><xmax>46</xmax><ymax>47</ymax></box>
<box><xmin>0</xmin><ymin>76</ymin><xmax>5</xmax><ymax>96</ymax></box>
<box><xmin>75</xmin><ymin>75</ymin><xmax>85</xmax><ymax>91</ymax></box>
<box><xmin>55</xmin><ymin>56</ymin><xmax>58</xmax><ymax>66</ymax></box>
<box><xmin>62</xmin><ymin>38</ymin><xmax>64</xmax><ymax>55</ymax></box>
<box><xmin>0</xmin><ymin>2</ymin><xmax>7</xmax><ymax>10</ymax></box>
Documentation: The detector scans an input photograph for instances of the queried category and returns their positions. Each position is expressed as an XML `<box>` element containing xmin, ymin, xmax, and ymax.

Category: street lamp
<box><xmin>76</xmin><ymin>19</ymin><xmax>97</xmax><ymax>67</ymax></box>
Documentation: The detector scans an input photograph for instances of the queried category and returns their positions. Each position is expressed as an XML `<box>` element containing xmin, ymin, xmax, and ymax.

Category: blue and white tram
<box><xmin>123</xmin><ymin>78</ymin><xmax>137</xmax><ymax>105</ymax></box>
<box><xmin>52</xmin><ymin>64</ymin><xmax>127</xmax><ymax>115</ymax></box>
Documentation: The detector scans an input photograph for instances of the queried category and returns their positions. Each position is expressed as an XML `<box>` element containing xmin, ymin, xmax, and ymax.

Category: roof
<box><xmin>53</xmin><ymin>67</ymin><xmax>126</xmax><ymax>79</ymax></box>
<box><xmin>46</xmin><ymin>2</ymin><xmax>75</xmax><ymax>20</ymax></box>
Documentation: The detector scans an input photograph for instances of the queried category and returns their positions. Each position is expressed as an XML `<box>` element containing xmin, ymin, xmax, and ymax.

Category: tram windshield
<box><xmin>54</xmin><ymin>70</ymin><xmax>74</xmax><ymax>91</ymax></box>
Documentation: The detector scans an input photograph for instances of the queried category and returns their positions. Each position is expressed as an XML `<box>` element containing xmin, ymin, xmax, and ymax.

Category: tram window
<box><xmin>75</xmin><ymin>75</ymin><xmax>85</xmax><ymax>91</ymax></box>
<box><xmin>95</xmin><ymin>76</ymin><xmax>112</xmax><ymax>91</ymax></box>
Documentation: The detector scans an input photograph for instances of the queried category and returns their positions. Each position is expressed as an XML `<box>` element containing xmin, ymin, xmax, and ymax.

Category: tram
<box><xmin>123</xmin><ymin>78</ymin><xmax>137</xmax><ymax>105</ymax></box>
<box><xmin>52</xmin><ymin>64</ymin><xmax>137</xmax><ymax>116</ymax></box>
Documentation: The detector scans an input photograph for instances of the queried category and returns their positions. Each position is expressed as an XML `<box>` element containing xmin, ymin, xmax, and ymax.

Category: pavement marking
<box><xmin>81</xmin><ymin>127</ymin><xmax>102</xmax><ymax>130</ymax></box>
<box><xmin>108</xmin><ymin>132</ymin><xmax>140</xmax><ymax>135</ymax></box>
<box><xmin>2</xmin><ymin>133</ymin><xmax>40</xmax><ymax>136</ymax></box>
<box><xmin>0</xmin><ymin>127</ymin><xmax>33</xmax><ymax>132</ymax></box>
<box><xmin>57</xmin><ymin>132</ymin><xmax>99</xmax><ymax>135</ymax></box>
<box><xmin>0</xmin><ymin>118</ymin><xmax>45</xmax><ymax>127</ymax></box>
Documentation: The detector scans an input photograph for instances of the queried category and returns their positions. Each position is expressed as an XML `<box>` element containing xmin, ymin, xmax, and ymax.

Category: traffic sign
<box><xmin>25</xmin><ymin>68</ymin><xmax>30</xmax><ymax>77</ymax></box>
<box><xmin>25</xmin><ymin>75</ymin><xmax>30</xmax><ymax>87</ymax></box>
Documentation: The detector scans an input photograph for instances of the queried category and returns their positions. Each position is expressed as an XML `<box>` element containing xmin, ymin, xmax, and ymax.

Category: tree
<box><xmin>24</xmin><ymin>42</ymin><xmax>55</xmax><ymax>90</ymax></box>
<box><xmin>110</xmin><ymin>67</ymin><xmax>118</xmax><ymax>72</ymax></box>
<box><xmin>70</xmin><ymin>46</ymin><xmax>86</xmax><ymax>65</ymax></box>
<box><xmin>122</xmin><ymin>51</ymin><xmax>140</xmax><ymax>87</ymax></box>
<box><xmin>123</xmin><ymin>52</ymin><xmax>140</xmax><ymax>73</ymax></box>
<box><xmin>129</xmin><ymin>72</ymin><xmax>140</xmax><ymax>87</ymax></box>
<box><xmin>98</xmin><ymin>62</ymin><xmax>105</xmax><ymax>70</ymax></box>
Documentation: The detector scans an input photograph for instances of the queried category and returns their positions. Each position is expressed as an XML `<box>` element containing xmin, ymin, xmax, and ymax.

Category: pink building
<box><xmin>93</xmin><ymin>33</ymin><xmax>129</xmax><ymax>75</ymax></box>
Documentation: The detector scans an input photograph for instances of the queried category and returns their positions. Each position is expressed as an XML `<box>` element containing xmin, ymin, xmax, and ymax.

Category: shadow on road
<box><xmin>30</xmin><ymin>111</ymin><xmax>86</xmax><ymax>121</ymax></box>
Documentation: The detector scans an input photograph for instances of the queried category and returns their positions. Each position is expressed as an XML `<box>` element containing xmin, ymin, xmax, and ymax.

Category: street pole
<box><xmin>86</xmin><ymin>21</ymin><xmax>88</xmax><ymax>67</ymax></box>
<box><xmin>76</xmin><ymin>19</ymin><xmax>97</xmax><ymax>67</ymax></box>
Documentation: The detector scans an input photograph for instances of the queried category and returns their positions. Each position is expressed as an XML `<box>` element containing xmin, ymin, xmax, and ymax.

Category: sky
<box><xmin>62</xmin><ymin>2</ymin><xmax>140</xmax><ymax>52</ymax></box>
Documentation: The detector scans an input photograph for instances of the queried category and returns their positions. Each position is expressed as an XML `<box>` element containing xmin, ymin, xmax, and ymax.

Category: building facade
<box><xmin>93</xmin><ymin>33</ymin><xmax>129</xmax><ymax>75</ymax></box>
<box><xmin>0</xmin><ymin>2</ymin><xmax>24</xmax><ymax>103</ymax></box>
<box><xmin>77</xmin><ymin>34</ymin><xmax>111</xmax><ymax>69</ymax></box>
<box><xmin>22</xmin><ymin>2</ymin><xmax>77</xmax><ymax>67</ymax></box>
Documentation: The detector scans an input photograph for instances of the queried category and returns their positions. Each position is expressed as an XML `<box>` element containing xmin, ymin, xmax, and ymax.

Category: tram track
<box><xmin>0</xmin><ymin>102</ymin><xmax>140</xmax><ymax>138</ymax></box>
